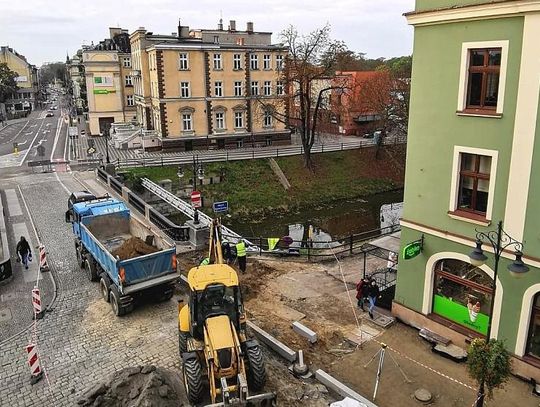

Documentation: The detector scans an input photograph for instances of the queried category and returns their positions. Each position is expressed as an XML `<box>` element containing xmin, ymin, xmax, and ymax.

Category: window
<box><xmin>215</xmin><ymin>112</ymin><xmax>225</xmax><ymax>130</ymax></box>
<box><xmin>263</xmin><ymin>54</ymin><xmax>271</xmax><ymax>70</ymax></box>
<box><xmin>214</xmin><ymin>81</ymin><xmax>223</xmax><ymax>97</ymax></box>
<box><xmin>265</xmin><ymin>136</ymin><xmax>273</xmax><ymax>146</ymax></box>
<box><xmin>182</xmin><ymin>113</ymin><xmax>193</xmax><ymax>131</ymax></box>
<box><xmin>179</xmin><ymin>53</ymin><xmax>189</xmax><ymax>70</ymax></box>
<box><xmin>526</xmin><ymin>293</ymin><xmax>540</xmax><ymax>360</ymax></box>
<box><xmin>233</xmin><ymin>54</ymin><xmax>242</xmax><ymax>70</ymax></box>
<box><xmin>236</xmin><ymin>138</ymin><xmax>244</xmax><ymax>148</ymax></box>
<box><xmin>125</xmin><ymin>75</ymin><xmax>133</xmax><ymax>86</ymax></box>
<box><xmin>250</xmin><ymin>54</ymin><xmax>258</xmax><ymax>70</ymax></box>
<box><xmin>180</xmin><ymin>82</ymin><xmax>190</xmax><ymax>98</ymax></box>
<box><xmin>276</xmin><ymin>81</ymin><xmax>284</xmax><ymax>96</ymax></box>
<box><xmin>466</xmin><ymin>48</ymin><xmax>501</xmax><ymax>110</ymax></box>
<box><xmin>234</xmin><ymin>81</ymin><xmax>243</xmax><ymax>97</ymax></box>
<box><xmin>264</xmin><ymin>111</ymin><xmax>273</xmax><ymax>127</ymax></box>
<box><xmin>213</xmin><ymin>35</ymin><xmax>220</xmax><ymax>44</ymax></box>
<box><xmin>234</xmin><ymin>111</ymin><xmax>244</xmax><ymax>128</ymax></box>
<box><xmin>123</xmin><ymin>57</ymin><xmax>131</xmax><ymax>68</ymax></box>
<box><xmin>250</xmin><ymin>81</ymin><xmax>259</xmax><ymax>96</ymax></box>
<box><xmin>433</xmin><ymin>259</ymin><xmax>492</xmax><ymax>335</ymax></box>
<box><xmin>276</xmin><ymin>55</ymin><xmax>284</xmax><ymax>70</ymax></box>
<box><xmin>126</xmin><ymin>95</ymin><xmax>134</xmax><ymax>106</ymax></box>
<box><xmin>213</xmin><ymin>53</ymin><xmax>222</xmax><ymax>70</ymax></box>
<box><xmin>457</xmin><ymin>153</ymin><xmax>491</xmax><ymax>216</ymax></box>
<box><xmin>263</xmin><ymin>81</ymin><xmax>272</xmax><ymax>96</ymax></box>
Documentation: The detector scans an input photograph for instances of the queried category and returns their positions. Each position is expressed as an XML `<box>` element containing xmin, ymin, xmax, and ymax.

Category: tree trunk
<box><xmin>303</xmin><ymin>147</ymin><xmax>313</xmax><ymax>170</ymax></box>
<box><xmin>475</xmin><ymin>380</ymin><xmax>485</xmax><ymax>407</ymax></box>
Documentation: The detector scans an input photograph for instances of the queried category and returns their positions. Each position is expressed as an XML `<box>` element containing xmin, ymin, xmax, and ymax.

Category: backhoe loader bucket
<box><xmin>204</xmin><ymin>391</ymin><xmax>277</xmax><ymax>407</ymax></box>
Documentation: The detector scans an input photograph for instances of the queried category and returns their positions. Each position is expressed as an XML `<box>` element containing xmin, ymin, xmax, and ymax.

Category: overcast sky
<box><xmin>0</xmin><ymin>0</ymin><xmax>415</xmax><ymax>66</ymax></box>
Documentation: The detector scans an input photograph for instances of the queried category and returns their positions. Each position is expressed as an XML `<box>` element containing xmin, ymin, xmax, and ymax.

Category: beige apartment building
<box><xmin>130</xmin><ymin>20</ymin><xmax>290</xmax><ymax>151</ymax></box>
<box><xmin>0</xmin><ymin>46</ymin><xmax>38</xmax><ymax>114</ymax></box>
<box><xmin>82</xmin><ymin>28</ymin><xmax>136</xmax><ymax>135</ymax></box>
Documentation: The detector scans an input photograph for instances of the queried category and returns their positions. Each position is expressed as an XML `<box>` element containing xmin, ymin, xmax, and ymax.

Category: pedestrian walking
<box><xmin>367</xmin><ymin>279</ymin><xmax>381</xmax><ymax>319</ymax></box>
<box><xmin>235</xmin><ymin>239</ymin><xmax>247</xmax><ymax>274</ymax></box>
<box><xmin>355</xmin><ymin>278</ymin><xmax>370</xmax><ymax>311</ymax></box>
<box><xmin>387</xmin><ymin>251</ymin><xmax>398</xmax><ymax>273</ymax></box>
<box><xmin>16</xmin><ymin>236</ymin><xmax>32</xmax><ymax>270</ymax></box>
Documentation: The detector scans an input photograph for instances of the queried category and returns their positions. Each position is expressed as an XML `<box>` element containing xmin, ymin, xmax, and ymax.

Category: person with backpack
<box><xmin>16</xmin><ymin>236</ymin><xmax>32</xmax><ymax>270</ymax></box>
<box><xmin>355</xmin><ymin>278</ymin><xmax>370</xmax><ymax>311</ymax></box>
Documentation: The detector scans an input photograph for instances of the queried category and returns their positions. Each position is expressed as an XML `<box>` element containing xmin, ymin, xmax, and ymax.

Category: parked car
<box><xmin>45</xmin><ymin>111</ymin><xmax>54</xmax><ymax>117</ymax></box>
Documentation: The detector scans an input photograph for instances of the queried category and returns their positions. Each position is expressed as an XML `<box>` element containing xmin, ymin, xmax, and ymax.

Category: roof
<box><xmin>187</xmin><ymin>264</ymin><xmax>239</xmax><ymax>291</ymax></box>
<box><xmin>366</xmin><ymin>231</ymin><xmax>401</xmax><ymax>254</ymax></box>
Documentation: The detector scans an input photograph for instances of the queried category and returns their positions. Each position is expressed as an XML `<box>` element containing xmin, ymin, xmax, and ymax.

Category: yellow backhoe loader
<box><xmin>178</xmin><ymin>220</ymin><xmax>275</xmax><ymax>406</ymax></box>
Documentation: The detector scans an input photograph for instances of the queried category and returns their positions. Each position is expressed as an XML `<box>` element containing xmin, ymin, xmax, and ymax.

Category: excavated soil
<box><xmin>77</xmin><ymin>365</ymin><xmax>187</xmax><ymax>407</ymax></box>
<box><xmin>112</xmin><ymin>237</ymin><xmax>159</xmax><ymax>260</ymax></box>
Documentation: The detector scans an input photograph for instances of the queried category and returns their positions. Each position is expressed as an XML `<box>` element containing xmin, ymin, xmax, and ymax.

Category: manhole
<box><xmin>414</xmin><ymin>388</ymin><xmax>432</xmax><ymax>403</ymax></box>
<box><xmin>372</xmin><ymin>314</ymin><xmax>395</xmax><ymax>328</ymax></box>
<box><xmin>0</xmin><ymin>308</ymin><xmax>13</xmax><ymax>322</ymax></box>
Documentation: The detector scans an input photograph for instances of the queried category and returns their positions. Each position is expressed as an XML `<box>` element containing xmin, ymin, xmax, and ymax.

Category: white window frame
<box><xmin>213</xmin><ymin>53</ymin><xmax>222</xmax><ymax>70</ymax></box>
<box><xmin>276</xmin><ymin>55</ymin><xmax>284</xmax><ymax>70</ymax></box>
<box><xmin>215</xmin><ymin>111</ymin><xmax>225</xmax><ymax>130</ymax></box>
<box><xmin>125</xmin><ymin>75</ymin><xmax>133</xmax><ymax>86</ymax></box>
<box><xmin>263</xmin><ymin>81</ymin><xmax>272</xmax><ymax>96</ymax></box>
<box><xmin>250</xmin><ymin>54</ymin><xmax>258</xmax><ymax>70</ymax></box>
<box><xmin>182</xmin><ymin>113</ymin><xmax>193</xmax><ymax>131</ymax></box>
<box><xmin>179</xmin><ymin>53</ymin><xmax>189</xmax><ymax>70</ymax></box>
<box><xmin>233</xmin><ymin>53</ymin><xmax>242</xmax><ymax>70</ymax></box>
<box><xmin>234</xmin><ymin>111</ymin><xmax>244</xmax><ymax>128</ymax></box>
<box><xmin>448</xmin><ymin>146</ymin><xmax>498</xmax><ymax>223</ymax></box>
<box><xmin>123</xmin><ymin>57</ymin><xmax>131</xmax><ymax>68</ymax></box>
<box><xmin>180</xmin><ymin>82</ymin><xmax>190</xmax><ymax>98</ymax></box>
<box><xmin>214</xmin><ymin>81</ymin><xmax>223</xmax><ymax>97</ymax></box>
<box><xmin>234</xmin><ymin>81</ymin><xmax>243</xmax><ymax>97</ymax></box>
<box><xmin>263</xmin><ymin>54</ymin><xmax>271</xmax><ymax>70</ymax></box>
<box><xmin>126</xmin><ymin>95</ymin><xmax>134</xmax><ymax>106</ymax></box>
<box><xmin>276</xmin><ymin>80</ymin><xmax>284</xmax><ymax>95</ymax></box>
<box><xmin>251</xmin><ymin>81</ymin><xmax>259</xmax><ymax>96</ymax></box>
<box><xmin>457</xmin><ymin>40</ymin><xmax>509</xmax><ymax>115</ymax></box>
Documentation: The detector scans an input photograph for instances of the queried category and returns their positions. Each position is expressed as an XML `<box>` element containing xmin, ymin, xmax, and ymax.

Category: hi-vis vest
<box><xmin>200</xmin><ymin>257</ymin><xmax>210</xmax><ymax>266</ymax></box>
<box><xmin>236</xmin><ymin>241</ymin><xmax>246</xmax><ymax>257</ymax></box>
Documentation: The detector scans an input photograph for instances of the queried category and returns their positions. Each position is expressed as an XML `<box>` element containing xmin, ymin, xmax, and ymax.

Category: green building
<box><xmin>395</xmin><ymin>0</ymin><xmax>540</xmax><ymax>381</ymax></box>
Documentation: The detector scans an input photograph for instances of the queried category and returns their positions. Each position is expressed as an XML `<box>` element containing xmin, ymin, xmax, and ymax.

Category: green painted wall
<box><xmin>396</xmin><ymin>226</ymin><xmax>540</xmax><ymax>352</ymax></box>
<box><xmin>403</xmin><ymin>18</ymin><xmax>523</xmax><ymax>238</ymax></box>
<box><xmin>522</xmin><ymin>98</ymin><xmax>540</xmax><ymax>253</ymax></box>
<box><xmin>415</xmin><ymin>0</ymin><xmax>510</xmax><ymax>12</ymax></box>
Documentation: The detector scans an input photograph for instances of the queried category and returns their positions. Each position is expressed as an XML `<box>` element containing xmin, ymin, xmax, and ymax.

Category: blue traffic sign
<box><xmin>213</xmin><ymin>201</ymin><xmax>229</xmax><ymax>213</ymax></box>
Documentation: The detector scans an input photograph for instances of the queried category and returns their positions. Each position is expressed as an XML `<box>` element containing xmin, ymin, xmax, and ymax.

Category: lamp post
<box><xmin>104</xmin><ymin>127</ymin><xmax>111</xmax><ymax>164</ymax></box>
<box><xmin>468</xmin><ymin>220</ymin><xmax>529</xmax><ymax>407</ymax></box>
<box><xmin>177</xmin><ymin>155</ymin><xmax>204</xmax><ymax>225</ymax></box>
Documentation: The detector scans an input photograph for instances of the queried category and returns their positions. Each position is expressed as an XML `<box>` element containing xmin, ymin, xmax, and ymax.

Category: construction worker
<box><xmin>221</xmin><ymin>238</ymin><xmax>232</xmax><ymax>264</ymax></box>
<box><xmin>16</xmin><ymin>236</ymin><xmax>32</xmax><ymax>270</ymax></box>
<box><xmin>199</xmin><ymin>257</ymin><xmax>210</xmax><ymax>266</ymax></box>
<box><xmin>236</xmin><ymin>239</ymin><xmax>247</xmax><ymax>273</ymax></box>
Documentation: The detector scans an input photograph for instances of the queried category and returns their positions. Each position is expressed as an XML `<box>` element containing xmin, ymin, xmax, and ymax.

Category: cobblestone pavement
<box><xmin>0</xmin><ymin>173</ymin><xmax>183</xmax><ymax>406</ymax></box>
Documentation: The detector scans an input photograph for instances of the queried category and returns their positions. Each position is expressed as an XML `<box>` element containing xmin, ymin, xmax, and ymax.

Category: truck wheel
<box><xmin>75</xmin><ymin>243</ymin><xmax>84</xmax><ymax>268</ymax></box>
<box><xmin>158</xmin><ymin>287</ymin><xmax>174</xmax><ymax>302</ymax></box>
<box><xmin>109</xmin><ymin>286</ymin><xmax>126</xmax><ymax>317</ymax></box>
<box><xmin>246</xmin><ymin>344</ymin><xmax>266</xmax><ymax>391</ymax></box>
<box><xmin>183</xmin><ymin>357</ymin><xmax>204</xmax><ymax>405</ymax></box>
<box><xmin>99</xmin><ymin>274</ymin><xmax>111</xmax><ymax>303</ymax></box>
<box><xmin>84</xmin><ymin>256</ymin><xmax>99</xmax><ymax>282</ymax></box>
<box><xmin>179</xmin><ymin>330</ymin><xmax>189</xmax><ymax>356</ymax></box>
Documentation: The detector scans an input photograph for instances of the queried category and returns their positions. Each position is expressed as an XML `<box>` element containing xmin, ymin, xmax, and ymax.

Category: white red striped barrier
<box><xmin>32</xmin><ymin>287</ymin><xmax>43</xmax><ymax>320</ymax></box>
<box><xmin>25</xmin><ymin>343</ymin><xmax>43</xmax><ymax>384</ymax></box>
<box><xmin>39</xmin><ymin>245</ymin><xmax>49</xmax><ymax>272</ymax></box>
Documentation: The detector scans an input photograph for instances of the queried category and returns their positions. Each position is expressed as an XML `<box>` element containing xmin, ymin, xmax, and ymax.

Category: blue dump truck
<box><xmin>65</xmin><ymin>192</ymin><xmax>178</xmax><ymax>316</ymax></box>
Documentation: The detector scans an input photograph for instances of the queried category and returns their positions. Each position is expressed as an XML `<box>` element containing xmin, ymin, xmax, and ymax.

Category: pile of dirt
<box><xmin>112</xmin><ymin>237</ymin><xmax>159</xmax><ymax>260</ymax></box>
<box><xmin>77</xmin><ymin>365</ymin><xmax>187</xmax><ymax>407</ymax></box>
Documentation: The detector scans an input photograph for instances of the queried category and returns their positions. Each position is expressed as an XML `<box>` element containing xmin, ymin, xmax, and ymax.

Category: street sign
<box><xmin>36</xmin><ymin>145</ymin><xmax>45</xmax><ymax>157</ymax></box>
<box><xmin>213</xmin><ymin>201</ymin><xmax>228</xmax><ymax>213</ymax></box>
<box><xmin>402</xmin><ymin>238</ymin><xmax>423</xmax><ymax>260</ymax></box>
<box><xmin>191</xmin><ymin>191</ymin><xmax>202</xmax><ymax>209</ymax></box>
<box><xmin>87</xmin><ymin>147</ymin><xmax>96</xmax><ymax>156</ymax></box>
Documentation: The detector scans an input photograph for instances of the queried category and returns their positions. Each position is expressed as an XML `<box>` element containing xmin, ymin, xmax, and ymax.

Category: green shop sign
<box><xmin>93</xmin><ymin>89</ymin><xmax>116</xmax><ymax>95</ymax></box>
<box><xmin>402</xmin><ymin>235</ymin><xmax>424</xmax><ymax>260</ymax></box>
<box><xmin>433</xmin><ymin>295</ymin><xmax>488</xmax><ymax>335</ymax></box>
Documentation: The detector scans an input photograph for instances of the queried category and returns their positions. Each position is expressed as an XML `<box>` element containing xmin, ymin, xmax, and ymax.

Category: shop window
<box><xmin>526</xmin><ymin>293</ymin><xmax>540</xmax><ymax>359</ymax></box>
<box><xmin>433</xmin><ymin>258</ymin><xmax>493</xmax><ymax>335</ymax></box>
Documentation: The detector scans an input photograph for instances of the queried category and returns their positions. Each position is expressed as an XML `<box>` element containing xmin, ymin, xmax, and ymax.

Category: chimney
<box><xmin>218</xmin><ymin>18</ymin><xmax>223</xmax><ymax>31</ymax></box>
<box><xmin>178</xmin><ymin>19</ymin><xmax>182</xmax><ymax>37</ymax></box>
<box><xmin>178</xmin><ymin>19</ymin><xmax>190</xmax><ymax>38</ymax></box>
<box><xmin>229</xmin><ymin>20</ymin><xmax>236</xmax><ymax>31</ymax></box>
<box><xmin>109</xmin><ymin>27</ymin><xmax>122</xmax><ymax>39</ymax></box>
<box><xmin>246</xmin><ymin>22</ymin><xmax>253</xmax><ymax>33</ymax></box>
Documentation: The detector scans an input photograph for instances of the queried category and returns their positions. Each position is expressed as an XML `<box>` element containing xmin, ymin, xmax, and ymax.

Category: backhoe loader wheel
<box><xmin>246</xmin><ymin>344</ymin><xmax>267</xmax><ymax>391</ymax></box>
<box><xmin>183</xmin><ymin>357</ymin><xmax>204</xmax><ymax>404</ymax></box>
<box><xmin>178</xmin><ymin>331</ymin><xmax>189</xmax><ymax>356</ymax></box>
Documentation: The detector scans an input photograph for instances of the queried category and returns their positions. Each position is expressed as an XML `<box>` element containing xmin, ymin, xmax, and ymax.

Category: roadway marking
<box><xmin>50</xmin><ymin>117</ymin><xmax>63</xmax><ymax>161</ymax></box>
<box><xmin>5</xmin><ymin>189</ymin><xmax>23</xmax><ymax>216</ymax></box>
<box><xmin>19</xmin><ymin>119</ymin><xmax>46</xmax><ymax>166</ymax></box>
<box><xmin>12</xmin><ymin>223</ymin><xmax>41</xmax><ymax>283</ymax></box>
<box><xmin>8</xmin><ymin>120</ymin><xmax>30</xmax><ymax>144</ymax></box>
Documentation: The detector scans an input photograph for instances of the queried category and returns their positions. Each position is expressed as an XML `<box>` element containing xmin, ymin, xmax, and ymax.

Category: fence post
<box><xmin>161</xmin><ymin>157</ymin><xmax>164</xmax><ymax>167</ymax></box>
<box><xmin>307</xmin><ymin>244</ymin><xmax>311</xmax><ymax>261</ymax></box>
<box><xmin>322</xmin><ymin>144</ymin><xmax>324</xmax><ymax>153</ymax></box>
<box><xmin>259</xmin><ymin>237</ymin><xmax>262</xmax><ymax>256</ymax></box>
<box><xmin>276</xmin><ymin>148</ymin><xmax>279</xmax><ymax>158</ymax></box>
<box><xmin>252</xmin><ymin>150</ymin><xmax>255</xmax><ymax>159</ymax></box>
<box><xmin>341</xmin><ymin>143</ymin><xmax>343</xmax><ymax>151</ymax></box>
<box><xmin>349</xmin><ymin>235</ymin><xmax>353</xmax><ymax>254</ymax></box>
<box><xmin>226</xmin><ymin>151</ymin><xmax>229</xmax><ymax>161</ymax></box>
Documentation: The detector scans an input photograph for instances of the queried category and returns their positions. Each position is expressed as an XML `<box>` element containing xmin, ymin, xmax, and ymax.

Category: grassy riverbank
<box><xmin>124</xmin><ymin>146</ymin><xmax>405</xmax><ymax>217</ymax></box>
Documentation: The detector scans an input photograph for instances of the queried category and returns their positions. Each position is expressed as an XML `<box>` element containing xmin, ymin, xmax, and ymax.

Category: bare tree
<box><xmin>256</xmin><ymin>25</ymin><xmax>345</xmax><ymax>170</ymax></box>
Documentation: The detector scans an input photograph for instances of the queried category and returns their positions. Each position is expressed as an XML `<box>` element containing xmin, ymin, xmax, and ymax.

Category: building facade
<box><xmin>82</xmin><ymin>28</ymin><xmax>136</xmax><ymax>135</ymax></box>
<box><xmin>66</xmin><ymin>49</ymin><xmax>88</xmax><ymax>113</ymax></box>
<box><xmin>394</xmin><ymin>0</ymin><xmax>540</xmax><ymax>381</ymax></box>
<box><xmin>130</xmin><ymin>20</ymin><xmax>290</xmax><ymax>151</ymax></box>
<box><xmin>0</xmin><ymin>46</ymin><xmax>38</xmax><ymax>114</ymax></box>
